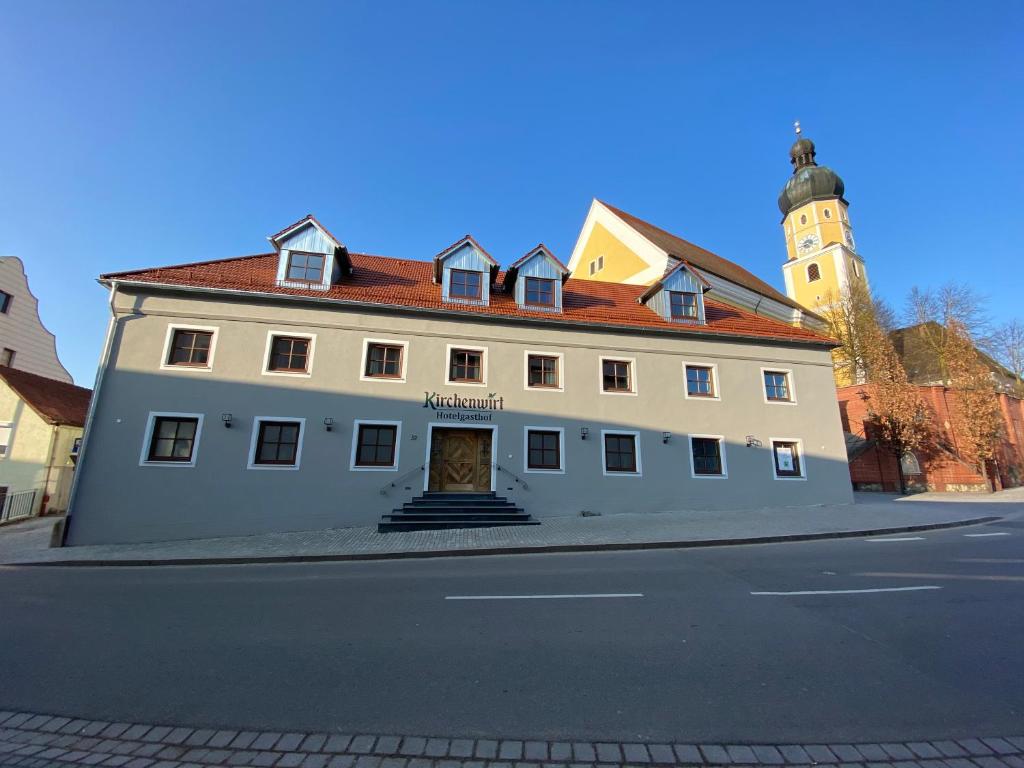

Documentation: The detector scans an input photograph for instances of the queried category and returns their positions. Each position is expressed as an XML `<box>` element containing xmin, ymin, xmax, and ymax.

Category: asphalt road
<box><xmin>1</xmin><ymin>515</ymin><xmax>1022</xmax><ymax>744</ymax></box>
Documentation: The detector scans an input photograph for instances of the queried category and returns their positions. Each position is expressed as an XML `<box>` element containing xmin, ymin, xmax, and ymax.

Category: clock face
<box><xmin>798</xmin><ymin>234</ymin><xmax>819</xmax><ymax>253</ymax></box>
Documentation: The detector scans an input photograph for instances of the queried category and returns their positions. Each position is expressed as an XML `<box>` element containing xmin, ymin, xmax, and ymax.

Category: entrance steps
<box><xmin>378</xmin><ymin>491</ymin><xmax>539</xmax><ymax>532</ymax></box>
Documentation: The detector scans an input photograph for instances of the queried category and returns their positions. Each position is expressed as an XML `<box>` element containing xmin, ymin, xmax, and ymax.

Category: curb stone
<box><xmin>10</xmin><ymin>516</ymin><xmax>1002</xmax><ymax>568</ymax></box>
<box><xmin>0</xmin><ymin>711</ymin><xmax>1023</xmax><ymax>768</ymax></box>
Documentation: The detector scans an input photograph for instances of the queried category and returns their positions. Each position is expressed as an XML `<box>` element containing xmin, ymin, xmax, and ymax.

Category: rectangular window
<box><xmin>0</xmin><ymin>291</ymin><xmax>11</xmax><ymax>314</ymax></box>
<box><xmin>691</xmin><ymin>437</ymin><xmax>723</xmax><ymax>476</ymax></box>
<box><xmin>764</xmin><ymin>371</ymin><xmax>792</xmax><ymax>402</ymax></box>
<box><xmin>0</xmin><ymin>348</ymin><xmax>13</xmax><ymax>367</ymax></box>
<box><xmin>602</xmin><ymin>359</ymin><xmax>632</xmax><ymax>392</ymax></box>
<box><xmin>365</xmin><ymin>344</ymin><xmax>403</xmax><ymax>379</ymax></box>
<box><xmin>0</xmin><ymin>423</ymin><xmax>11</xmax><ymax>457</ymax></box>
<box><xmin>685</xmin><ymin>365</ymin><xmax>715</xmax><ymax>397</ymax></box>
<box><xmin>147</xmin><ymin>417</ymin><xmax>198</xmax><ymax>463</ymax></box>
<box><xmin>527</xmin><ymin>355</ymin><xmax>559</xmax><ymax>388</ymax></box>
<box><xmin>669</xmin><ymin>291</ymin><xmax>699</xmax><ymax>320</ymax></box>
<box><xmin>604</xmin><ymin>433</ymin><xmax>637</xmax><ymax>473</ymax></box>
<box><xmin>527</xmin><ymin>429</ymin><xmax>561</xmax><ymax>470</ymax></box>
<box><xmin>449</xmin><ymin>269</ymin><xmax>482</xmax><ymax>300</ymax></box>
<box><xmin>524</xmin><ymin>277</ymin><xmax>556</xmax><ymax>307</ymax></box>
<box><xmin>286</xmin><ymin>252</ymin><xmax>325</xmax><ymax>283</ymax></box>
<box><xmin>268</xmin><ymin>336</ymin><xmax>310</xmax><ymax>373</ymax></box>
<box><xmin>167</xmin><ymin>330</ymin><xmax>213</xmax><ymax>367</ymax></box>
<box><xmin>255</xmin><ymin>421</ymin><xmax>301</xmax><ymax>466</ymax></box>
<box><xmin>355</xmin><ymin>424</ymin><xmax>398</xmax><ymax>467</ymax></box>
<box><xmin>772</xmin><ymin>440</ymin><xmax>802</xmax><ymax>477</ymax></box>
<box><xmin>449</xmin><ymin>348</ymin><xmax>483</xmax><ymax>383</ymax></box>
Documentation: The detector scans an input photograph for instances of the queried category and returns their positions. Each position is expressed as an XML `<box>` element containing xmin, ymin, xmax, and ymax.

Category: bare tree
<box><xmin>987</xmin><ymin>319</ymin><xmax>1024</xmax><ymax>395</ymax></box>
<box><xmin>945</xmin><ymin>319</ymin><xmax>1004</xmax><ymax>489</ymax></box>
<box><xmin>821</xmin><ymin>281</ymin><xmax>895</xmax><ymax>385</ymax></box>
<box><xmin>905</xmin><ymin>284</ymin><xmax>990</xmax><ymax>382</ymax></box>
<box><xmin>858</xmin><ymin>310</ymin><xmax>933</xmax><ymax>494</ymax></box>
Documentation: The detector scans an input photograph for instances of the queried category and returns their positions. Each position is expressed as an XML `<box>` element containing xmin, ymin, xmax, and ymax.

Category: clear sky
<box><xmin>2</xmin><ymin>1</ymin><xmax>1021</xmax><ymax>384</ymax></box>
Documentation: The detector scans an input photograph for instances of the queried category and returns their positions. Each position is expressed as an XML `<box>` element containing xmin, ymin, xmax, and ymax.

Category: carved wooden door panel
<box><xmin>427</xmin><ymin>430</ymin><xmax>492</xmax><ymax>492</ymax></box>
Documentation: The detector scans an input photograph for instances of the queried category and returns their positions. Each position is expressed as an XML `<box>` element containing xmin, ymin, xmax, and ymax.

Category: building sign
<box><xmin>423</xmin><ymin>391</ymin><xmax>505</xmax><ymax>423</ymax></box>
<box><xmin>774</xmin><ymin>443</ymin><xmax>795</xmax><ymax>472</ymax></box>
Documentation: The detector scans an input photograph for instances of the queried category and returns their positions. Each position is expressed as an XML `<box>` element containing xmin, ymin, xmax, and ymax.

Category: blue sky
<box><xmin>2</xmin><ymin>1</ymin><xmax>1021</xmax><ymax>384</ymax></box>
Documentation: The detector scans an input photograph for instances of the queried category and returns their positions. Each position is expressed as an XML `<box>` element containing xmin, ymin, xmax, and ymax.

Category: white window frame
<box><xmin>688</xmin><ymin>434</ymin><xmax>728</xmax><ymax>479</ymax></box>
<box><xmin>682</xmin><ymin>361</ymin><xmax>721</xmax><ymax>401</ymax></box>
<box><xmin>138</xmin><ymin>411</ymin><xmax>205</xmax><ymax>468</ymax></box>
<box><xmin>444</xmin><ymin>343</ymin><xmax>488</xmax><ymax>387</ymax></box>
<box><xmin>262</xmin><ymin>331</ymin><xmax>317</xmax><ymax>378</ymax></box>
<box><xmin>760</xmin><ymin>366</ymin><xmax>797</xmax><ymax>405</ymax></box>
<box><xmin>598</xmin><ymin>355</ymin><xmax>638</xmax><ymax>397</ymax></box>
<box><xmin>523</xmin><ymin>426</ymin><xmax>566</xmax><ymax>474</ymax></box>
<box><xmin>159</xmin><ymin>324</ymin><xmax>220</xmax><ymax>372</ymax></box>
<box><xmin>359</xmin><ymin>338</ymin><xmax>409</xmax><ymax>384</ymax></box>
<box><xmin>769</xmin><ymin>436</ymin><xmax>807</xmax><ymax>481</ymax></box>
<box><xmin>600</xmin><ymin>429</ymin><xmax>642</xmax><ymax>477</ymax></box>
<box><xmin>349</xmin><ymin>419</ymin><xmax>402</xmax><ymax>472</ymax></box>
<box><xmin>247</xmin><ymin>416</ymin><xmax>306</xmax><ymax>471</ymax></box>
<box><xmin>0</xmin><ymin>422</ymin><xmax>13</xmax><ymax>458</ymax></box>
<box><xmin>523</xmin><ymin>350</ymin><xmax>565</xmax><ymax>392</ymax></box>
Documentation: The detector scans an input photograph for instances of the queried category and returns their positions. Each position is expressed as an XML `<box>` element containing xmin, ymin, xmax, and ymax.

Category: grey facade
<box><xmin>68</xmin><ymin>290</ymin><xmax>852</xmax><ymax>546</ymax></box>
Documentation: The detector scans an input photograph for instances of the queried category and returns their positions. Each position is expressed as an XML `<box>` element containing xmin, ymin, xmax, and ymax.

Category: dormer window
<box><xmin>286</xmin><ymin>252</ymin><xmax>325</xmax><ymax>284</ymax></box>
<box><xmin>524</xmin><ymin>277</ymin><xmax>556</xmax><ymax>307</ymax></box>
<box><xmin>449</xmin><ymin>269</ymin><xmax>483</xmax><ymax>300</ymax></box>
<box><xmin>669</xmin><ymin>291</ymin><xmax>699</xmax><ymax>320</ymax></box>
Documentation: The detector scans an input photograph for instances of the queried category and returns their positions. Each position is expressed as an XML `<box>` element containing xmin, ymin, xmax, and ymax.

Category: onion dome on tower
<box><xmin>777</xmin><ymin>124</ymin><xmax>846</xmax><ymax>216</ymax></box>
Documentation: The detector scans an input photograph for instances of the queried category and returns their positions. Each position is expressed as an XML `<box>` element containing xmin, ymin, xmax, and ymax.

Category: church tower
<box><xmin>778</xmin><ymin>124</ymin><xmax>868</xmax><ymax>315</ymax></box>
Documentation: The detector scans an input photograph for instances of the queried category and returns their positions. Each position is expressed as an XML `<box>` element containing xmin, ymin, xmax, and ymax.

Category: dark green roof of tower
<box><xmin>777</xmin><ymin>134</ymin><xmax>846</xmax><ymax>216</ymax></box>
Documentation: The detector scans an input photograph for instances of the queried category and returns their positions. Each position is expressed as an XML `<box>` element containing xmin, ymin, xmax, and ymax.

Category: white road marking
<box><xmin>859</xmin><ymin>572</ymin><xmax>1024</xmax><ymax>583</ymax></box>
<box><xmin>955</xmin><ymin>558</ymin><xmax>1024</xmax><ymax>564</ymax></box>
<box><xmin>445</xmin><ymin>593</ymin><xmax>643</xmax><ymax>601</ymax></box>
<box><xmin>751</xmin><ymin>586</ymin><xmax>941</xmax><ymax>596</ymax></box>
<box><xmin>865</xmin><ymin>536</ymin><xmax>925</xmax><ymax>542</ymax></box>
<box><xmin>964</xmin><ymin>532</ymin><xmax>1010</xmax><ymax>537</ymax></box>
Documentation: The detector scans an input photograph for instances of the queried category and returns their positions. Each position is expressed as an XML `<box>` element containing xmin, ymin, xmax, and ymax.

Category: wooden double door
<box><xmin>428</xmin><ymin>428</ymin><xmax>493</xmax><ymax>492</ymax></box>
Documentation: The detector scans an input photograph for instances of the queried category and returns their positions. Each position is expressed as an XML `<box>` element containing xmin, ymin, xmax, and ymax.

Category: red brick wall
<box><xmin>837</xmin><ymin>384</ymin><xmax>1024</xmax><ymax>493</ymax></box>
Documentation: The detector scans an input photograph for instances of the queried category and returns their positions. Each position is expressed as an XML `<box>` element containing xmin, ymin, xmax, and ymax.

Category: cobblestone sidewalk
<box><xmin>1</xmin><ymin>711</ymin><xmax>1023</xmax><ymax>768</ymax></box>
<box><xmin>3</xmin><ymin>493</ymin><xmax>1018</xmax><ymax>566</ymax></box>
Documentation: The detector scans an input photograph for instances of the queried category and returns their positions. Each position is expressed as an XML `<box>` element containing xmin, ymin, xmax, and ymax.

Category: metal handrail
<box><xmin>491</xmin><ymin>463</ymin><xmax>530</xmax><ymax>492</ymax></box>
<box><xmin>378</xmin><ymin>464</ymin><xmax>426</xmax><ymax>496</ymax></box>
<box><xmin>0</xmin><ymin>489</ymin><xmax>38</xmax><ymax>524</ymax></box>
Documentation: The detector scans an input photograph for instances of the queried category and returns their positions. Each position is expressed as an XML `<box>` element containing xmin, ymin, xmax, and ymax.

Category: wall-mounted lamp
<box><xmin>580</xmin><ymin>427</ymin><xmax>589</xmax><ymax>441</ymax></box>
<box><xmin>323</xmin><ymin>417</ymin><xmax>334</xmax><ymax>432</ymax></box>
<box><xmin>746</xmin><ymin>435</ymin><xmax>762</xmax><ymax>448</ymax></box>
<box><xmin>221</xmin><ymin>413</ymin><xmax>233</xmax><ymax>429</ymax></box>
<box><xmin>662</xmin><ymin>431</ymin><xmax>672</xmax><ymax>444</ymax></box>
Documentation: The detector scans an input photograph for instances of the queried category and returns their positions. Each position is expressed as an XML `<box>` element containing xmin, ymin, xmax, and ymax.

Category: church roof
<box><xmin>598</xmin><ymin>201</ymin><xmax>809</xmax><ymax>313</ymax></box>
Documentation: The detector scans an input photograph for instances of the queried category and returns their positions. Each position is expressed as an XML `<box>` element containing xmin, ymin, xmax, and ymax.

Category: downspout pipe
<box><xmin>62</xmin><ymin>280</ymin><xmax>120</xmax><ymax>546</ymax></box>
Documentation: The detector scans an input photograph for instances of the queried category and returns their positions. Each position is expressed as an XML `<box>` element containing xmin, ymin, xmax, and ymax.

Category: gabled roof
<box><xmin>0</xmin><ymin>367</ymin><xmax>91</xmax><ymax>427</ymax></box>
<box><xmin>99</xmin><ymin>251</ymin><xmax>834</xmax><ymax>347</ymax></box>
<box><xmin>638</xmin><ymin>259</ymin><xmax>712</xmax><ymax>304</ymax></box>
<box><xmin>599</xmin><ymin>201</ymin><xmax>807</xmax><ymax>313</ymax></box>
<box><xmin>431</xmin><ymin>235</ymin><xmax>500</xmax><ymax>283</ymax></box>
<box><xmin>268</xmin><ymin>214</ymin><xmax>344</xmax><ymax>251</ymax></box>
<box><xmin>503</xmin><ymin>244</ymin><xmax>570</xmax><ymax>290</ymax></box>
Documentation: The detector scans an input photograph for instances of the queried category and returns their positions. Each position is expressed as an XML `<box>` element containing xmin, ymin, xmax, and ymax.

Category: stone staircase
<box><xmin>378</xmin><ymin>491</ymin><xmax>538</xmax><ymax>532</ymax></box>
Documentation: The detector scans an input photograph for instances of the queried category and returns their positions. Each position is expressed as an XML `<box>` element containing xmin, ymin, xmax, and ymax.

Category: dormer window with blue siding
<box><xmin>269</xmin><ymin>214</ymin><xmax>351</xmax><ymax>292</ymax></box>
<box><xmin>638</xmin><ymin>260</ymin><xmax>710</xmax><ymax>324</ymax></box>
<box><xmin>504</xmin><ymin>245</ymin><xmax>569</xmax><ymax>313</ymax></box>
<box><xmin>433</xmin><ymin>236</ymin><xmax>499</xmax><ymax>306</ymax></box>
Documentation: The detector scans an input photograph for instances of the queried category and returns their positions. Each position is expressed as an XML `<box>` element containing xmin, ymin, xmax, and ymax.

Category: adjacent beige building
<box><xmin>67</xmin><ymin>213</ymin><xmax>852</xmax><ymax>546</ymax></box>
<box><xmin>0</xmin><ymin>367</ymin><xmax>90</xmax><ymax>520</ymax></box>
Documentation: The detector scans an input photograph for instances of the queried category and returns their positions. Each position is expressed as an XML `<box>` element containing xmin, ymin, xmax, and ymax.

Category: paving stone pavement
<box><xmin>1</xmin><ymin>711</ymin><xmax>1022</xmax><ymax>768</ymax></box>
<box><xmin>2</xmin><ymin>493</ymin><xmax>1018</xmax><ymax>566</ymax></box>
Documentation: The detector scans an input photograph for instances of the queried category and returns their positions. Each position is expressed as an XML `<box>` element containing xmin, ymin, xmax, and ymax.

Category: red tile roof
<box><xmin>0</xmin><ymin>367</ymin><xmax>91</xmax><ymax>427</ymax></box>
<box><xmin>101</xmin><ymin>251</ymin><xmax>833</xmax><ymax>346</ymax></box>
